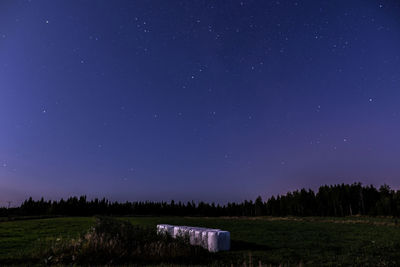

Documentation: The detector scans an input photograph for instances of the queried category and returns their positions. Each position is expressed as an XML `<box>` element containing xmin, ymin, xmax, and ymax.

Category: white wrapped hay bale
<box><xmin>189</xmin><ymin>229</ymin><xmax>197</xmax><ymax>245</ymax></box>
<box><xmin>201</xmin><ymin>230</ymin><xmax>209</xmax><ymax>249</ymax></box>
<box><xmin>194</xmin><ymin>229</ymin><xmax>204</xmax><ymax>246</ymax></box>
<box><xmin>157</xmin><ymin>224</ymin><xmax>230</xmax><ymax>252</ymax></box>
<box><xmin>157</xmin><ymin>224</ymin><xmax>174</xmax><ymax>236</ymax></box>
<box><xmin>166</xmin><ymin>225</ymin><xmax>174</xmax><ymax>236</ymax></box>
<box><xmin>156</xmin><ymin>224</ymin><xmax>165</xmax><ymax>234</ymax></box>
<box><xmin>206</xmin><ymin>230</ymin><xmax>230</xmax><ymax>252</ymax></box>
<box><xmin>182</xmin><ymin>226</ymin><xmax>191</xmax><ymax>237</ymax></box>
<box><xmin>173</xmin><ymin>226</ymin><xmax>182</xmax><ymax>238</ymax></box>
<box><xmin>191</xmin><ymin>227</ymin><xmax>211</xmax><ymax>246</ymax></box>
<box><xmin>158</xmin><ymin>224</ymin><xmax>173</xmax><ymax>236</ymax></box>
<box><xmin>156</xmin><ymin>224</ymin><xmax>162</xmax><ymax>233</ymax></box>
<box><xmin>217</xmin><ymin>231</ymin><xmax>230</xmax><ymax>251</ymax></box>
<box><xmin>207</xmin><ymin>230</ymin><xmax>219</xmax><ymax>252</ymax></box>
<box><xmin>173</xmin><ymin>226</ymin><xmax>190</xmax><ymax>238</ymax></box>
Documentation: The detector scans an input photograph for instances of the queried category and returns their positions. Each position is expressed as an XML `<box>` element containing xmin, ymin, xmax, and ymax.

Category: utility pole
<box><xmin>7</xmin><ymin>201</ymin><xmax>12</xmax><ymax>209</ymax></box>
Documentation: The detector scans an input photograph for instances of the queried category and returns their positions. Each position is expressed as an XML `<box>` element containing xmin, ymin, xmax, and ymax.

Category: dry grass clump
<box><xmin>34</xmin><ymin>217</ymin><xmax>211</xmax><ymax>265</ymax></box>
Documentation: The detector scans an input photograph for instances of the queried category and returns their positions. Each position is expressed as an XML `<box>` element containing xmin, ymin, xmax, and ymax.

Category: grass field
<box><xmin>0</xmin><ymin>216</ymin><xmax>400</xmax><ymax>266</ymax></box>
<box><xmin>0</xmin><ymin>217</ymin><xmax>94</xmax><ymax>264</ymax></box>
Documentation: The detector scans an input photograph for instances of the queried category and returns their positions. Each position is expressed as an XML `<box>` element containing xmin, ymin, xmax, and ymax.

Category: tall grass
<box><xmin>33</xmin><ymin>216</ymin><xmax>211</xmax><ymax>265</ymax></box>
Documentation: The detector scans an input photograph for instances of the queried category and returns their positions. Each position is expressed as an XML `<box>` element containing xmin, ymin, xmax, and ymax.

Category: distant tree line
<box><xmin>1</xmin><ymin>183</ymin><xmax>400</xmax><ymax>217</ymax></box>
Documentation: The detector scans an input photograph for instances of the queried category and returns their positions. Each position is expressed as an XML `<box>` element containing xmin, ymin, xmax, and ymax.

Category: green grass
<box><xmin>123</xmin><ymin>216</ymin><xmax>400</xmax><ymax>266</ymax></box>
<box><xmin>0</xmin><ymin>217</ymin><xmax>94</xmax><ymax>264</ymax></box>
<box><xmin>1</xmin><ymin>216</ymin><xmax>400</xmax><ymax>266</ymax></box>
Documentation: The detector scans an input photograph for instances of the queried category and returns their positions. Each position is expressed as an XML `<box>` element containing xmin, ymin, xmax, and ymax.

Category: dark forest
<box><xmin>2</xmin><ymin>183</ymin><xmax>400</xmax><ymax>218</ymax></box>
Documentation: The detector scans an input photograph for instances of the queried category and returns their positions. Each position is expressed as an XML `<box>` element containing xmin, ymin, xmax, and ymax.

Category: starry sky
<box><xmin>1</xmin><ymin>0</ymin><xmax>400</xmax><ymax>205</ymax></box>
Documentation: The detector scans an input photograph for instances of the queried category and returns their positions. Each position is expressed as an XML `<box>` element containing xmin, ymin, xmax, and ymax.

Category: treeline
<box><xmin>265</xmin><ymin>183</ymin><xmax>400</xmax><ymax>217</ymax></box>
<box><xmin>1</xmin><ymin>183</ymin><xmax>400</xmax><ymax>217</ymax></box>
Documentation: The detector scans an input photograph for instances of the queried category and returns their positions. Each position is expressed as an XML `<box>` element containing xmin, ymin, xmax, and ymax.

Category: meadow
<box><xmin>0</xmin><ymin>216</ymin><xmax>399</xmax><ymax>266</ymax></box>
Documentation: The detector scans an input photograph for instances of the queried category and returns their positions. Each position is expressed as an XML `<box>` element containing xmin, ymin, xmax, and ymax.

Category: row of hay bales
<box><xmin>157</xmin><ymin>224</ymin><xmax>230</xmax><ymax>252</ymax></box>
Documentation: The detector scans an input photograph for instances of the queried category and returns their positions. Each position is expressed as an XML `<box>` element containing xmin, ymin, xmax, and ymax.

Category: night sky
<box><xmin>1</xmin><ymin>0</ymin><xmax>400</xmax><ymax>205</ymax></box>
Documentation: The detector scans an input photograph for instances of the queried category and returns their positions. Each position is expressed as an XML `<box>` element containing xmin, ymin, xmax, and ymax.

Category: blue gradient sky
<box><xmin>1</xmin><ymin>0</ymin><xmax>400</xmax><ymax>205</ymax></box>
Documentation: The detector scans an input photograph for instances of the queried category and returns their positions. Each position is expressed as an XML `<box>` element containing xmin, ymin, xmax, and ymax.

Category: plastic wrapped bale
<box><xmin>156</xmin><ymin>224</ymin><xmax>166</xmax><ymax>234</ymax></box>
<box><xmin>201</xmin><ymin>230</ymin><xmax>209</xmax><ymax>250</ymax></box>
<box><xmin>194</xmin><ymin>229</ymin><xmax>204</xmax><ymax>246</ymax></box>
<box><xmin>217</xmin><ymin>231</ymin><xmax>230</xmax><ymax>251</ymax></box>
<box><xmin>157</xmin><ymin>225</ymin><xmax>229</xmax><ymax>252</ymax></box>
<box><xmin>166</xmin><ymin>225</ymin><xmax>175</xmax><ymax>236</ymax></box>
<box><xmin>156</xmin><ymin>224</ymin><xmax>162</xmax><ymax>234</ymax></box>
<box><xmin>157</xmin><ymin>224</ymin><xmax>171</xmax><ymax>235</ymax></box>
<box><xmin>157</xmin><ymin>224</ymin><xmax>174</xmax><ymax>236</ymax></box>
<box><xmin>173</xmin><ymin>226</ymin><xmax>181</xmax><ymax>238</ymax></box>
<box><xmin>189</xmin><ymin>229</ymin><xmax>197</xmax><ymax>245</ymax></box>
<box><xmin>192</xmin><ymin>227</ymin><xmax>210</xmax><ymax>246</ymax></box>
<box><xmin>174</xmin><ymin>226</ymin><xmax>190</xmax><ymax>239</ymax></box>
<box><xmin>207</xmin><ymin>231</ymin><xmax>219</xmax><ymax>252</ymax></box>
<box><xmin>181</xmin><ymin>227</ymin><xmax>190</xmax><ymax>239</ymax></box>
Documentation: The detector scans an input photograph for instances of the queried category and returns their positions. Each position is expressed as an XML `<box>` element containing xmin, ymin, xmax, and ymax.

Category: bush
<box><xmin>34</xmin><ymin>217</ymin><xmax>211</xmax><ymax>265</ymax></box>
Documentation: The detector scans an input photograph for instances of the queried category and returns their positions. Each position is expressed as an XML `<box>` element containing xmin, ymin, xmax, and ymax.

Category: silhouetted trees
<box><xmin>265</xmin><ymin>183</ymin><xmax>400</xmax><ymax>217</ymax></box>
<box><xmin>1</xmin><ymin>183</ymin><xmax>400</xmax><ymax>217</ymax></box>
